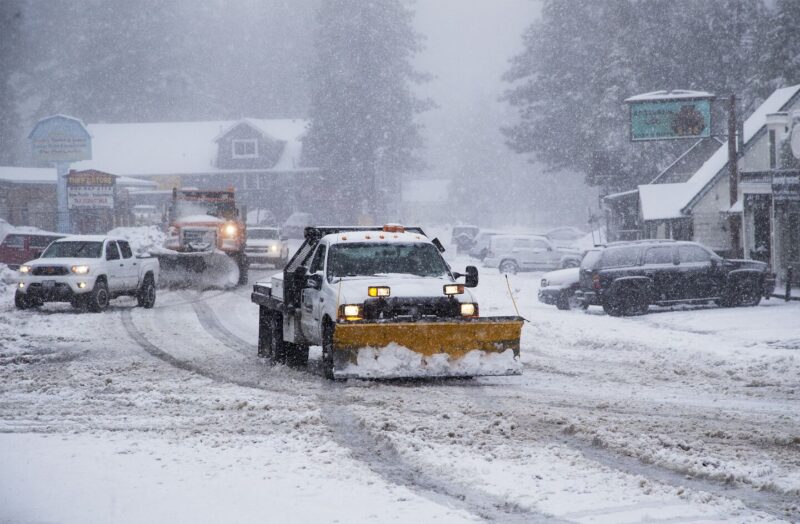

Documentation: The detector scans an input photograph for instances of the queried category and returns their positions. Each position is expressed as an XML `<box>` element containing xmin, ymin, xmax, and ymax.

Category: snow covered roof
<box><xmin>637</xmin><ymin>84</ymin><xmax>800</xmax><ymax>220</ymax></box>
<box><xmin>625</xmin><ymin>90</ymin><xmax>715</xmax><ymax>102</ymax></box>
<box><xmin>401</xmin><ymin>179</ymin><xmax>451</xmax><ymax>203</ymax></box>
<box><xmin>71</xmin><ymin>118</ymin><xmax>310</xmax><ymax>177</ymax></box>
<box><xmin>0</xmin><ymin>166</ymin><xmax>157</xmax><ymax>188</ymax></box>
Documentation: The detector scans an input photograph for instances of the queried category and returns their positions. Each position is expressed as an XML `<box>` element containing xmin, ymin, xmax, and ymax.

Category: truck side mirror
<box><xmin>306</xmin><ymin>273</ymin><xmax>323</xmax><ymax>290</ymax></box>
<box><xmin>464</xmin><ymin>265</ymin><xmax>479</xmax><ymax>288</ymax></box>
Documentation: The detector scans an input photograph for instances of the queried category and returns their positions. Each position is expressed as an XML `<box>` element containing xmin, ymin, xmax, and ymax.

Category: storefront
<box><xmin>772</xmin><ymin>173</ymin><xmax>800</xmax><ymax>284</ymax></box>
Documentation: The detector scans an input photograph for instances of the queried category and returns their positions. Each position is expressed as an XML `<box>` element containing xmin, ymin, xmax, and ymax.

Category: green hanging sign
<box><xmin>625</xmin><ymin>91</ymin><xmax>714</xmax><ymax>141</ymax></box>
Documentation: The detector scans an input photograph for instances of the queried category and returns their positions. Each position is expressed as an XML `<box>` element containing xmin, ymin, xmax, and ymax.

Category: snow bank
<box><xmin>107</xmin><ymin>226</ymin><xmax>165</xmax><ymax>255</ymax></box>
<box><xmin>338</xmin><ymin>345</ymin><xmax>521</xmax><ymax>379</ymax></box>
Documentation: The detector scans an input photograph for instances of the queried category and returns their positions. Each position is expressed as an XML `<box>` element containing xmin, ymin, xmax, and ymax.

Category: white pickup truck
<box><xmin>15</xmin><ymin>235</ymin><xmax>159</xmax><ymax>312</ymax></box>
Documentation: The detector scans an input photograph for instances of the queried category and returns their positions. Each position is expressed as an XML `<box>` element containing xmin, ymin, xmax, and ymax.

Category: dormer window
<box><xmin>232</xmin><ymin>139</ymin><xmax>258</xmax><ymax>159</ymax></box>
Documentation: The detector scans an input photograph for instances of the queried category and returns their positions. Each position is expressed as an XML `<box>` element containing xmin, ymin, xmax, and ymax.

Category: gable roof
<box><xmin>71</xmin><ymin>118</ymin><xmax>311</xmax><ymax>177</ymax></box>
<box><xmin>637</xmin><ymin>84</ymin><xmax>800</xmax><ymax>220</ymax></box>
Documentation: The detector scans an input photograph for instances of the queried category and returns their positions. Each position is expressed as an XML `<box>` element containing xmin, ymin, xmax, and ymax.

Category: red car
<box><xmin>0</xmin><ymin>232</ymin><xmax>65</xmax><ymax>269</ymax></box>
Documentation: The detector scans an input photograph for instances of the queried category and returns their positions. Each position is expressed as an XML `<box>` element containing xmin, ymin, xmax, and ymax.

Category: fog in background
<box><xmin>1</xmin><ymin>0</ymin><xmax>598</xmax><ymax>230</ymax></box>
<box><xmin>413</xmin><ymin>0</ymin><xmax>598</xmax><ymax>229</ymax></box>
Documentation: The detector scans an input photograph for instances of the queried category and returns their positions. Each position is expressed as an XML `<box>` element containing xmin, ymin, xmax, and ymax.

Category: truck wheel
<box><xmin>87</xmin><ymin>280</ymin><xmax>110</xmax><ymax>313</ymax></box>
<box><xmin>137</xmin><ymin>275</ymin><xmax>157</xmax><ymax>308</ymax></box>
<box><xmin>14</xmin><ymin>291</ymin><xmax>30</xmax><ymax>310</ymax></box>
<box><xmin>321</xmin><ymin>322</ymin><xmax>335</xmax><ymax>380</ymax></box>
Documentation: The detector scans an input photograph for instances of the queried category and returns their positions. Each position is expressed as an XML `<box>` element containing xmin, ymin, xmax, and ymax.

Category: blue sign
<box><xmin>28</xmin><ymin>114</ymin><xmax>92</xmax><ymax>163</ymax></box>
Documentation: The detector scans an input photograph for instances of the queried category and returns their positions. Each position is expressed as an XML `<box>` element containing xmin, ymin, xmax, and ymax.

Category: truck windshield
<box><xmin>327</xmin><ymin>243</ymin><xmax>449</xmax><ymax>279</ymax></box>
<box><xmin>172</xmin><ymin>198</ymin><xmax>237</xmax><ymax>220</ymax></box>
<box><xmin>41</xmin><ymin>241</ymin><xmax>103</xmax><ymax>259</ymax></box>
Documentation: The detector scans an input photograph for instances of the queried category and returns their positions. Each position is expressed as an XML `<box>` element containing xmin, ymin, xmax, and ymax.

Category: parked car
<box><xmin>538</xmin><ymin>266</ymin><xmax>585</xmax><ymax>310</ymax></box>
<box><xmin>245</xmin><ymin>226</ymin><xmax>289</xmax><ymax>267</ymax></box>
<box><xmin>484</xmin><ymin>234</ymin><xmax>582</xmax><ymax>274</ymax></box>
<box><xmin>575</xmin><ymin>240</ymin><xmax>776</xmax><ymax>316</ymax></box>
<box><xmin>451</xmin><ymin>224</ymin><xmax>480</xmax><ymax>253</ymax></box>
<box><xmin>282</xmin><ymin>212</ymin><xmax>313</xmax><ymax>239</ymax></box>
<box><xmin>468</xmin><ymin>230</ymin><xmax>502</xmax><ymax>260</ymax></box>
<box><xmin>0</xmin><ymin>231</ymin><xmax>65</xmax><ymax>269</ymax></box>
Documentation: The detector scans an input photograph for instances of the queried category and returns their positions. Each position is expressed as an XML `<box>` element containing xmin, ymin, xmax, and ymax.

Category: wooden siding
<box><xmin>215</xmin><ymin>123</ymin><xmax>285</xmax><ymax>170</ymax></box>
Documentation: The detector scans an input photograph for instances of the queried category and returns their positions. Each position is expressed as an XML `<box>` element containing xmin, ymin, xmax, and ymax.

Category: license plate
<box><xmin>43</xmin><ymin>280</ymin><xmax>55</xmax><ymax>289</ymax></box>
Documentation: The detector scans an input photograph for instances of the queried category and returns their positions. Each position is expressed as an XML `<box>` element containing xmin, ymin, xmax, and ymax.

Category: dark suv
<box><xmin>576</xmin><ymin>240</ymin><xmax>776</xmax><ymax>316</ymax></box>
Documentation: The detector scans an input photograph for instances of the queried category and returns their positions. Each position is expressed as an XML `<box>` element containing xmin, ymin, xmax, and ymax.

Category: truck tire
<box><xmin>137</xmin><ymin>274</ymin><xmax>157</xmax><ymax>308</ymax></box>
<box><xmin>321</xmin><ymin>322</ymin><xmax>336</xmax><ymax>380</ymax></box>
<box><xmin>87</xmin><ymin>279</ymin><xmax>110</xmax><ymax>313</ymax></box>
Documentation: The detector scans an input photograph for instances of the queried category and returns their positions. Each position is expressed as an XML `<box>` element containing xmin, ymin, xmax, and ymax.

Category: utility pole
<box><xmin>727</xmin><ymin>94</ymin><xmax>741</xmax><ymax>256</ymax></box>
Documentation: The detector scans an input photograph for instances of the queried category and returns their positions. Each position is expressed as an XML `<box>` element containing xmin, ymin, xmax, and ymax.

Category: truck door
<box><xmin>104</xmin><ymin>241</ymin><xmax>126</xmax><ymax>292</ymax></box>
<box><xmin>117</xmin><ymin>240</ymin><xmax>138</xmax><ymax>290</ymax></box>
<box><xmin>526</xmin><ymin>238</ymin><xmax>552</xmax><ymax>269</ymax></box>
<box><xmin>301</xmin><ymin>244</ymin><xmax>326</xmax><ymax>344</ymax></box>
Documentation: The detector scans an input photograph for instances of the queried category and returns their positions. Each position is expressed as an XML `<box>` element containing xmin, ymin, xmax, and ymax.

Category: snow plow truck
<box><xmin>154</xmin><ymin>188</ymin><xmax>249</xmax><ymax>286</ymax></box>
<box><xmin>250</xmin><ymin>225</ymin><xmax>524</xmax><ymax>380</ymax></box>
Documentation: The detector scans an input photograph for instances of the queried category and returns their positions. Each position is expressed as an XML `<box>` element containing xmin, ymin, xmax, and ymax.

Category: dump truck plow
<box><xmin>330</xmin><ymin>317</ymin><xmax>524</xmax><ymax>379</ymax></box>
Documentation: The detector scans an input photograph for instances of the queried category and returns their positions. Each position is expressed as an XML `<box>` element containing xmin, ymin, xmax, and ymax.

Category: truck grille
<box><xmin>32</xmin><ymin>266</ymin><xmax>69</xmax><ymax>276</ymax></box>
<box><xmin>181</xmin><ymin>228</ymin><xmax>216</xmax><ymax>251</ymax></box>
<box><xmin>363</xmin><ymin>297</ymin><xmax>460</xmax><ymax>320</ymax></box>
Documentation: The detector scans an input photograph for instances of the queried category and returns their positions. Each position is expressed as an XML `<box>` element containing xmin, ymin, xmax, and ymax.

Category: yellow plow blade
<box><xmin>331</xmin><ymin>317</ymin><xmax>524</xmax><ymax>379</ymax></box>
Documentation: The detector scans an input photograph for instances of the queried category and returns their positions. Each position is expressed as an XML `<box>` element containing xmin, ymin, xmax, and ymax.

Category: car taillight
<box><xmin>592</xmin><ymin>273</ymin><xmax>601</xmax><ymax>290</ymax></box>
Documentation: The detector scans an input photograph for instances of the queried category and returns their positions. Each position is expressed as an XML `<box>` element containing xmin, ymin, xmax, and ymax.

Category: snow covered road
<box><xmin>1</xmin><ymin>264</ymin><xmax>799</xmax><ymax>523</ymax></box>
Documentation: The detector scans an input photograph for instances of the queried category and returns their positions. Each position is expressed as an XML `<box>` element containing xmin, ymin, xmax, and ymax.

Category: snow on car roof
<box><xmin>56</xmin><ymin>235</ymin><xmax>118</xmax><ymax>242</ymax></box>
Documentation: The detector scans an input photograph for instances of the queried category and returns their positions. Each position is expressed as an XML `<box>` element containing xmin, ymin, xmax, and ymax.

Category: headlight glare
<box><xmin>223</xmin><ymin>223</ymin><xmax>238</xmax><ymax>237</ymax></box>
<box><xmin>368</xmin><ymin>286</ymin><xmax>391</xmax><ymax>298</ymax></box>
<box><xmin>444</xmin><ymin>284</ymin><xmax>464</xmax><ymax>295</ymax></box>
<box><xmin>460</xmin><ymin>303</ymin><xmax>478</xmax><ymax>317</ymax></box>
<box><xmin>19</xmin><ymin>265</ymin><xmax>31</xmax><ymax>274</ymax></box>
<box><xmin>71</xmin><ymin>265</ymin><xmax>90</xmax><ymax>274</ymax></box>
<box><xmin>339</xmin><ymin>304</ymin><xmax>363</xmax><ymax>321</ymax></box>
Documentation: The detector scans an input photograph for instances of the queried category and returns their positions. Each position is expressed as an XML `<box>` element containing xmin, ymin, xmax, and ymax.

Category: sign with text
<box><xmin>28</xmin><ymin>115</ymin><xmax>92</xmax><ymax>163</ymax></box>
<box><xmin>66</xmin><ymin>171</ymin><xmax>115</xmax><ymax>209</ymax></box>
<box><xmin>628</xmin><ymin>99</ymin><xmax>712</xmax><ymax>141</ymax></box>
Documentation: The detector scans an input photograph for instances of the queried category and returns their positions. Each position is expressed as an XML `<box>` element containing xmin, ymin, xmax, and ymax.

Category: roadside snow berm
<box><xmin>251</xmin><ymin>225</ymin><xmax>524</xmax><ymax>379</ymax></box>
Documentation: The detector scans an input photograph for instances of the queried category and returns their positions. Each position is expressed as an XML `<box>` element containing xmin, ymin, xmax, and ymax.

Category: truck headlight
<box><xmin>19</xmin><ymin>265</ymin><xmax>31</xmax><ymax>274</ymax></box>
<box><xmin>460</xmin><ymin>303</ymin><xmax>478</xmax><ymax>317</ymax></box>
<box><xmin>223</xmin><ymin>223</ymin><xmax>238</xmax><ymax>237</ymax></box>
<box><xmin>71</xmin><ymin>265</ymin><xmax>90</xmax><ymax>274</ymax></box>
<box><xmin>444</xmin><ymin>284</ymin><xmax>464</xmax><ymax>295</ymax></box>
<box><xmin>338</xmin><ymin>304</ymin><xmax>363</xmax><ymax>321</ymax></box>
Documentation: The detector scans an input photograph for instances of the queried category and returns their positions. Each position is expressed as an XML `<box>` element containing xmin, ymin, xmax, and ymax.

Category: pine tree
<box><xmin>304</xmin><ymin>0</ymin><xmax>429</xmax><ymax>222</ymax></box>
<box><xmin>502</xmin><ymin>0</ymin><xmax>773</xmax><ymax>194</ymax></box>
<box><xmin>0</xmin><ymin>1</ymin><xmax>25</xmax><ymax>164</ymax></box>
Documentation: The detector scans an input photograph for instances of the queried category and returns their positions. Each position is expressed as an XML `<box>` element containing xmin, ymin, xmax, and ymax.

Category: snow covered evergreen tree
<box><xmin>503</xmin><ymin>0</ymin><xmax>775</xmax><ymax>194</ymax></box>
<box><xmin>304</xmin><ymin>0</ymin><xmax>429</xmax><ymax>222</ymax></box>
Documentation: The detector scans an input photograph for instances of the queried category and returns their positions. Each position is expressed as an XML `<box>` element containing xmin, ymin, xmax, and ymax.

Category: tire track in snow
<box><xmin>180</xmin><ymin>290</ymin><xmax>254</xmax><ymax>355</ymax></box>
<box><xmin>321</xmin><ymin>398</ymin><xmax>561</xmax><ymax>523</ymax></box>
<box><xmin>463</xmin><ymin>382</ymin><xmax>800</xmax><ymax>522</ymax></box>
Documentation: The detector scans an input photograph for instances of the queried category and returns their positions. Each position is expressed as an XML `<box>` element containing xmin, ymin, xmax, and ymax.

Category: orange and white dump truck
<box><xmin>250</xmin><ymin>225</ymin><xmax>524</xmax><ymax>380</ymax></box>
<box><xmin>155</xmin><ymin>188</ymin><xmax>249</xmax><ymax>286</ymax></box>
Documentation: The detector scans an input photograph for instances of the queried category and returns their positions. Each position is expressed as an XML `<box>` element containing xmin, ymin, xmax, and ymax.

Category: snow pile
<box><xmin>0</xmin><ymin>263</ymin><xmax>17</xmax><ymax>285</ymax></box>
<box><xmin>107</xmin><ymin>225</ymin><xmax>165</xmax><ymax>255</ymax></box>
<box><xmin>338</xmin><ymin>345</ymin><xmax>521</xmax><ymax>379</ymax></box>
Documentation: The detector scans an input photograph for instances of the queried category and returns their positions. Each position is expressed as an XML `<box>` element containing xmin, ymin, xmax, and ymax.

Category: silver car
<box><xmin>245</xmin><ymin>227</ymin><xmax>289</xmax><ymax>267</ymax></box>
<box><xmin>484</xmin><ymin>234</ymin><xmax>582</xmax><ymax>274</ymax></box>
